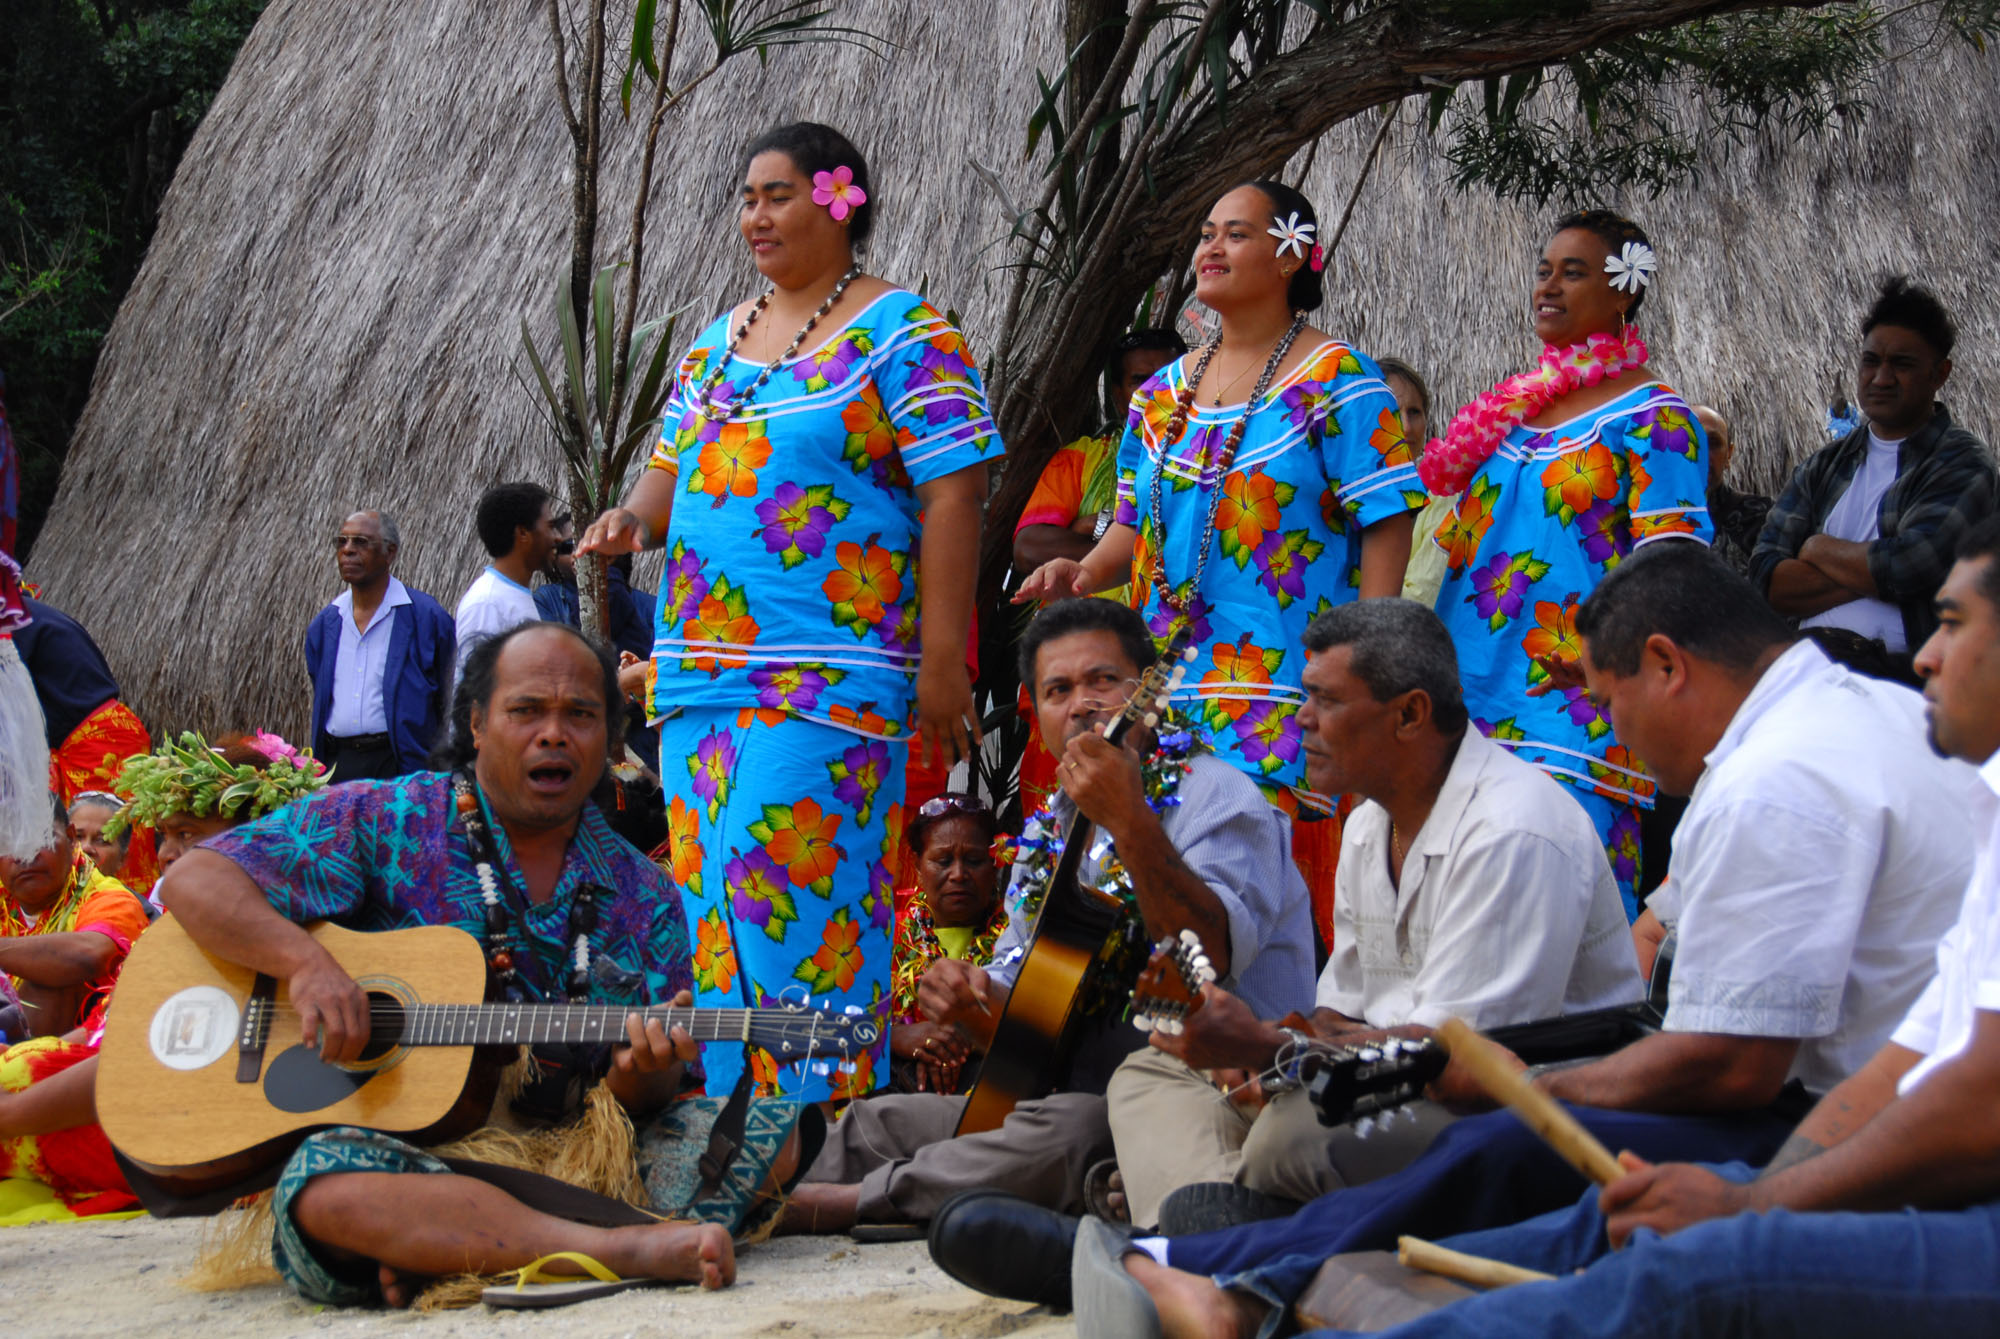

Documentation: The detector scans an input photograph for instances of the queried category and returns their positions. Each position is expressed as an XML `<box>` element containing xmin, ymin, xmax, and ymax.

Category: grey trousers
<box><xmin>800</xmin><ymin>1090</ymin><xmax>1113</xmax><ymax>1223</ymax></box>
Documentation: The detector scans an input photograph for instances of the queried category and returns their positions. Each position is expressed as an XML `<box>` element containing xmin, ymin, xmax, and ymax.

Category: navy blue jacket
<box><xmin>304</xmin><ymin>586</ymin><xmax>456</xmax><ymax>775</ymax></box>
<box><xmin>533</xmin><ymin>564</ymin><xmax>656</xmax><ymax>661</ymax></box>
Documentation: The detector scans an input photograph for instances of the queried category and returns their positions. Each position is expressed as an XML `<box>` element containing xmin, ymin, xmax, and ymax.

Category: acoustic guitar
<box><xmin>96</xmin><ymin>917</ymin><xmax>875</xmax><ymax>1199</ymax></box>
<box><xmin>954</xmin><ymin>644</ymin><xmax>1194</xmax><ymax>1135</ymax></box>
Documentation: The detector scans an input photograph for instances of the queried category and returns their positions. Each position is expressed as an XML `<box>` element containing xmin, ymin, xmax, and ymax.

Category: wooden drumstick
<box><xmin>1397</xmin><ymin>1236</ymin><xmax>1554</xmax><ymax>1289</ymax></box>
<box><xmin>1436</xmin><ymin>1017</ymin><xmax>1624</xmax><ymax>1186</ymax></box>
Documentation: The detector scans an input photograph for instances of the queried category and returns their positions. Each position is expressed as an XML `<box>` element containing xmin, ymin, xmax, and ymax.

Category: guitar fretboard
<box><xmin>245</xmin><ymin>1001</ymin><xmax>857</xmax><ymax>1052</ymax></box>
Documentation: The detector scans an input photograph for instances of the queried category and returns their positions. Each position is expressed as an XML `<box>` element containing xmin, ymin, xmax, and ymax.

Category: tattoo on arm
<box><xmin>1759</xmin><ymin>1131</ymin><xmax>1828</xmax><ymax>1177</ymax></box>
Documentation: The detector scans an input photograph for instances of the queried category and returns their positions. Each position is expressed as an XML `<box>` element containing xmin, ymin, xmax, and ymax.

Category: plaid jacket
<box><xmin>1750</xmin><ymin>404</ymin><xmax>1998</xmax><ymax>648</ymax></box>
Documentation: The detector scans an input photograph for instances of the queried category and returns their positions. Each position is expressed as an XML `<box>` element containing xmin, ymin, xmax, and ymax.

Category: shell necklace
<box><xmin>693</xmin><ymin>262</ymin><xmax>864</xmax><ymax>427</ymax></box>
<box><xmin>1143</xmin><ymin>310</ymin><xmax>1306</xmax><ymax>635</ymax></box>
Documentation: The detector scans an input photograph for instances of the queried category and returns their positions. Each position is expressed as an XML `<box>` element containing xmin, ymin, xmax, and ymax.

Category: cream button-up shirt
<box><xmin>1316</xmin><ymin>729</ymin><xmax>1641</xmax><ymax>1031</ymax></box>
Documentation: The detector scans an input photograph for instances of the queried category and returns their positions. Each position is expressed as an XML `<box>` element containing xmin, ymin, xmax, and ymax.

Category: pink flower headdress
<box><xmin>1416</xmin><ymin>326</ymin><xmax>1650</xmax><ymax>497</ymax></box>
<box><xmin>811</xmin><ymin>166</ymin><xmax>867</xmax><ymax>222</ymax></box>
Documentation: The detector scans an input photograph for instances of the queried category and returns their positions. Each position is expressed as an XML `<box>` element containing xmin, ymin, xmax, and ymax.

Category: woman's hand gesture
<box><xmin>1013</xmin><ymin>557</ymin><xmax>1092</xmax><ymax>604</ymax></box>
<box><xmin>578</xmin><ymin>507</ymin><xmax>651</xmax><ymax>557</ymax></box>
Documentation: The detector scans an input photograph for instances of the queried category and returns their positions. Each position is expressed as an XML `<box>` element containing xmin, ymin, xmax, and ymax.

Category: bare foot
<box><xmin>1105</xmin><ymin>1169</ymin><xmax>1130</xmax><ymax>1224</ymax></box>
<box><xmin>770</xmin><ymin>1181</ymin><xmax>861</xmax><ymax>1236</ymax></box>
<box><xmin>1126</xmin><ymin>1254</ymin><xmax>1268</xmax><ymax>1339</ymax></box>
<box><xmin>619</xmin><ymin>1221</ymin><xmax>735</xmax><ymax>1290</ymax></box>
<box><xmin>376</xmin><ymin>1264</ymin><xmax>429</xmax><ymax>1309</ymax></box>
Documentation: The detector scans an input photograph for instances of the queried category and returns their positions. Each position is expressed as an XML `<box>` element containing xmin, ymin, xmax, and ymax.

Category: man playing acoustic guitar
<box><xmin>779</xmin><ymin>598</ymin><xmax>1317</xmax><ymax>1292</ymax></box>
<box><xmin>154</xmin><ymin>622</ymin><xmax>813</xmax><ymax>1309</ymax></box>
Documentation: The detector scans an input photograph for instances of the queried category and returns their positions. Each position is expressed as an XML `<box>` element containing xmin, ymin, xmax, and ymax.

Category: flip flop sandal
<box><xmin>481</xmin><ymin>1251</ymin><xmax>666</xmax><ymax>1309</ymax></box>
<box><xmin>1081</xmin><ymin>1159</ymin><xmax>1129</xmax><ymax>1224</ymax></box>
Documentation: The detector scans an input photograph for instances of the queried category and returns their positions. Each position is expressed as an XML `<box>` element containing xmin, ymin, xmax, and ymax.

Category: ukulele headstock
<box><xmin>1131</xmin><ymin>928</ymin><xmax>1216</xmax><ymax>1034</ymax></box>
<box><xmin>1298</xmin><ymin>1036</ymin><xmax>1448</xmax><ymax>1128</ymax></box>
<box><xmin>1103</xmin><ymin>640</ymin><xmax>1199</xmax><ymax>747</ymax></box>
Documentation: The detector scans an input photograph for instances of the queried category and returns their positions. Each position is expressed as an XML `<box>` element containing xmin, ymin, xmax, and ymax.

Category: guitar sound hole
<box><xmin>359</xmin><ymin>992</ymin><xmax>406</xmax><ymax>1062</ymax></box>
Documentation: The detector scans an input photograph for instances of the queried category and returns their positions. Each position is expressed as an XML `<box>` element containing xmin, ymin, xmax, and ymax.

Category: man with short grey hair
<box><xmin>304</xmin><ymin>510</ymin><xmax>455</xmax><ymax>779</ymax></box>
<box><xmin>1106</xmin><ymin>598</ymin><xmax>1640</xmax><ymax>1229</ymax></box>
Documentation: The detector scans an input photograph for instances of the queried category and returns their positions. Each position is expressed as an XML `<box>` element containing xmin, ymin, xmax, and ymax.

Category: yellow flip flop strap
<box><xmin>505</xmin><ymin>1251</ymin><xmax>624</xmax><ymax>1292</ymax></box>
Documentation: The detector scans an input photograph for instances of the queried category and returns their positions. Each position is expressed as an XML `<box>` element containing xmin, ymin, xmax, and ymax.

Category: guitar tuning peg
<box><xmin>1197</xmin><ymin>964</ymin><xmax>1217</xmax><ymax>984</ymax></box>
<box><xmin>1181</xmin><ymin>646</ymin><xmax>1197</xmax><ymax>662</ymax></box>
<box><xmin>1354</xmin><ymin>1116</ymin><xmax>1377</xmax><ymax>1139</ymax></box>
<box><xmin>1162</xmin><ymin>1018</ymin><xmax>1183</xmax><ymax>1036</ymax></box>
<box><xmin>1143</xmin><ymin>711</ymin><xmax>1159</xmax><ymax>727</ymax></box>
<box><xmin>1178</xmin><ymin>928</ymin><xmax>1199</xmax><ymax>946</ymax></box>
<box><xmin>1133</xmin><ymin>1014</ymin><xmax>1154</xmax><ymax>1032</ymax></box>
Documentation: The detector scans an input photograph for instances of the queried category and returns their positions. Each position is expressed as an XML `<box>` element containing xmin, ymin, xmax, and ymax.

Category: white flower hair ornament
<box><xmin>1269</xmin><ymin>212</ymin><xmax>1317</xmax><ymax>260</ymax></box>
<box><xmin>1603</xmin><ymin>240</ymin><xmax>1658</xmax><ymax>294</ymax></box>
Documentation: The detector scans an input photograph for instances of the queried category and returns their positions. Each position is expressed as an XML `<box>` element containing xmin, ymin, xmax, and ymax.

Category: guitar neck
<box><xmin>390</xmin><ymin>1003</ymin><xmax>799</xmax><ymax>1048</ymax></box>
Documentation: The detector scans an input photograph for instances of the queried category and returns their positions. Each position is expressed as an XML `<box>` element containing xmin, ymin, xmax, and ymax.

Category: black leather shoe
<box><xmin>926</xmin><ymin>1189</ymin><xmax>1079</xmax><ymax>1311</ymax></box>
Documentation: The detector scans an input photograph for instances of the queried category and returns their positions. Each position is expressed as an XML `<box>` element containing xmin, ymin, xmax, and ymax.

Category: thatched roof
<box><xmin>29</xmin><ymin>2</ymin><xmax>1999</xmax><ymax>738</ymax></box>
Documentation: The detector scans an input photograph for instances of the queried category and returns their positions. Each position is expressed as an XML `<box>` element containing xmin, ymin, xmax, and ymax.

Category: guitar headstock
<box><xmin>1298</xmin><ymin>1036</ymin><xmax>1447</xmax><ymax>1129</ymax></box>
<box><xmin>749</xmin><ymin>1002</ymin><xmax>882</xmax><ymax>1061</ymax></box>
<box><xmin>1131</xmin><ymin>928</ymin><xmax>1216</xmax><ymax>1034</ymax></box>
<box><xmin>1100</xmin><ymin>640</ymin><xmax>1199</xmax><ymax>751</ymax></box>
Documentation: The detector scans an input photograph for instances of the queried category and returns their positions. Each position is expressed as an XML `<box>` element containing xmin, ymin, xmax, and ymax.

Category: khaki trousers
<box><xmin>1104</xmin><ymin>1045</ymin><xmax>1260</xmax><ymax>1228</ymax></box>
<box><xmin>1237</xmin><ymin>1089</ymin><xmax>1461</xmax><ymax>1203</ymax></box>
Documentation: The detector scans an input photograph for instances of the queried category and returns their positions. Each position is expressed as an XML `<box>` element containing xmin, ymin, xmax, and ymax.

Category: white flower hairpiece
<box><xmin>1603</xmin><ymin>240</ymin><xmax>1658</xmax><ymax>294</ymax></box>
<box><xmin>1268</xmin><ymin>212</ymin><xmax>1316</xmax><ymax>260</ymax></box>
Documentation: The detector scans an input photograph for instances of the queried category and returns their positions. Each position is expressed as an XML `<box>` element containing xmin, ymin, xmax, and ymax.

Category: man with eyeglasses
<box><xmin>304</xmin><ymin>510</ymin><xmax>455</xmax><ymax>780</ymax></box>
<box><xmin>773</xmin><ymin>597</ymin><xmax>1316</xmax><ymax>1271</ymax></box>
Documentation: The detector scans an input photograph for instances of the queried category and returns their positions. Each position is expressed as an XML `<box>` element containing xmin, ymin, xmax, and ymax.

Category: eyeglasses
<box><xmin>553</xmin><ymin>539</ymin><xmax>577</xmax><ymax>557</ymax></box>
<box><xmin>917</xmin><ymin>793</ymin><xmax>990</xmax><ymax>820</ymax></box>
<box><xmin>331</xmin><ymin>536</ymin><xmax>380</xmax><ymax>550</ymax></box>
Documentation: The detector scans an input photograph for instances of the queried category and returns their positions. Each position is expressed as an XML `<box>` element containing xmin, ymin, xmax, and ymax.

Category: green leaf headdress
<box><xmin>105</xmin><ymin>731</ymin><xmax>328</xmax><ymax>837</ymax></box>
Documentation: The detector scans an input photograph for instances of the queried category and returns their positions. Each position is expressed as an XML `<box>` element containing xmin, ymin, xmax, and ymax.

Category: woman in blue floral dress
<box><xmin>1018</xmin><ymin>181</ymin><xmax>1422</xmax><ymax>940</ymax></box>
<box><xmin>581</xmin><ymin>123</ymin><xmax>1000</xmax><ymax>1102</ymax></box>
<box><xmin>1422</xmin><ymin>210</ymin><xmax>1711</xmax><ymax>915</ymax></box>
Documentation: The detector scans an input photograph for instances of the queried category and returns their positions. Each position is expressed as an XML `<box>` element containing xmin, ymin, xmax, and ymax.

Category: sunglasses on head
<box><xmin>917</xmin><ymin>793</ymin><xmax>990</xmax><ymax>820</ymax></box>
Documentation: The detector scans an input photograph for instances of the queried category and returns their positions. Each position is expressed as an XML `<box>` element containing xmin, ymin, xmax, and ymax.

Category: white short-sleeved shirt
<box><xmin>1648</xmin><ymin>641</ymin><xmax>1976</xmax><ymax>1094</ymax></box>
<box><xmin>1891</xmin><ymin>751</ymin><xmax>2000</xmax><ymax>1095</ymax></box>
<box><xmin>452</xmin><ymin>567</ymin><xmax>539</xmax><ymax>684</ymax></box>
<box><xmin>1315</xmin><ymin>729</ymin><xmax>1641</xmax><ymax>1030</ymax></box>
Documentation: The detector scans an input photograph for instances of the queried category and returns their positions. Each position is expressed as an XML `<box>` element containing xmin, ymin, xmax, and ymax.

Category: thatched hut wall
<box><xmin>30</xmin><ymin>2</ymin><xmax>1999</xmax><ymax>738</ymax></box>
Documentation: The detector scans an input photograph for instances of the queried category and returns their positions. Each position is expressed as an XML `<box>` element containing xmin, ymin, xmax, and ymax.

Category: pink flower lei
<box><xmin>1416</xmin><ymin>326</ymin><xmax>1650</xmax><ymax>496</ymax></box>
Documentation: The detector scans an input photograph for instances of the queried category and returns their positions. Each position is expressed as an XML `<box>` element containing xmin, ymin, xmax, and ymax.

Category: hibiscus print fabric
<box><xmin>1112</xmin><ymin>341</ymin><xmax>1422</xmax><ymax>813</ymax></box>
<box><xmin>647</xmin><ymin>290</ymin><xmax>1000</xmax><ymax>739</ymax></box>
<box><xmin>1432</xmin><ymin>381</ymin><xmax>1709</xmax><ymax>915</ymax></box>
<box><xmin>661</xmin><ymin>707</ymin><xmax>903</xmax><ymax>1103</ymax></box>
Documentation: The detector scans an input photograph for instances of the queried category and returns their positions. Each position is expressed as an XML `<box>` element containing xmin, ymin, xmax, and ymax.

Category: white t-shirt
<box><xmin>1647</xmin><ymin>641</ymin><xmax>1976</xmax><ymax>1093</ymax></box>
<box><xmin>452</xmin><ymin>567</ymin><xmax>539</xmax><ymax>683</ymax></box>
<box><xmin>1892</xmin><ymin>751</ymin><xmax>2000</xmax><ymax>1095</ymax></box>
<box><xmin>1316</xmin><ymin>730</ymin><xmax>1641</xmax><ymax>1030</ymax></box>
<box><xmin>1801</xmin><ymin>431</ymin><xmax>1908</xmax><ymax>650</ymax></box>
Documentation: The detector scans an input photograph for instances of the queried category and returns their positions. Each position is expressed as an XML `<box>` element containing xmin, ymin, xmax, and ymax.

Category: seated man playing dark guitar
<box><xmin>1081</xmin><ymin>516</ymin><xmax>2000</xmax><ymax>1339</ymax></box>
<box><xmin>778</xmin><ymin>598</ymin><xmax>1317</xmax><ymax>1269</ymax></box>
<box><xmin>1109</xmin><ymin>599</ymin><xmax>1641</xmax><ymax>1231</ymax></box>
<box><xmin>156</xmin><ymin>623</ymin><xmax>816</xmax><ymax>1308</ymax></box>
<box><xmin>951</xmin><ymin>540</ymin><xmax>1983</xmax><ymax>1315</ymax></box>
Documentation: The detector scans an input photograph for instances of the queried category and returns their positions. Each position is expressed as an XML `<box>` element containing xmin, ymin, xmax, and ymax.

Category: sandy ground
<box><xmin>2</xmin><ymin>1215</ymin><xmax>1077</xmax><ymax>1339</ymax></box>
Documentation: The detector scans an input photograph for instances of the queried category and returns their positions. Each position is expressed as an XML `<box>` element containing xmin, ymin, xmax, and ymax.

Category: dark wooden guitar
<box><xmin>97</xmin><ymin>917</ymin><xmax>875</xmax><ymax>1199</ymax></box>
<box><xmin>954</xmin><ymin>645</ymin><xmax>1195</xmax><ymax>1135</ymax></box>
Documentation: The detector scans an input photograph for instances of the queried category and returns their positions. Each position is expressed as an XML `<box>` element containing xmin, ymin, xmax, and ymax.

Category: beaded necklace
<box><xmin>453</xmin><ymin>773</ymin><xmax>598</xmax><ymax>1001</ymax></box>
<box><xmin>1004</xmin><ymin>723</ymin><xmax>1204</xmax><ymax>1019</ymax></box>
<box><xmin>1143</xmin><ymin>311</ymin><xmax>1307</xmax><ymax>638</ymax></box>
<box><xmin>691</xmin><ymin>262</ymin><xmax>864</xmax><ymax>428</ymax></box>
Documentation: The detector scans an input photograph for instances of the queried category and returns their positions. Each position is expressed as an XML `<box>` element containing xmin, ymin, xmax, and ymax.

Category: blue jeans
<box><xmin>1301</xmin><ymin>1171</ymin><xmax>2000</xmax><ymax>1337</ymax></box>
<box><xmin>1170</xmin><ymin>1104</ymin><xmax>1792</xmax><ymax>1315</ymax></box>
